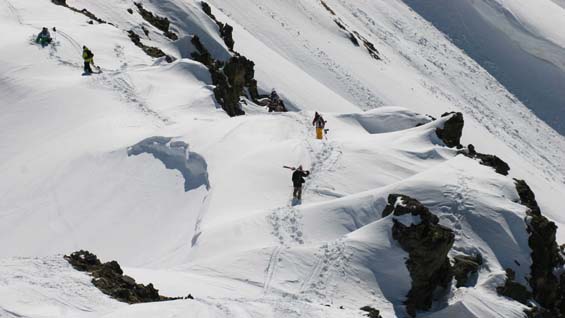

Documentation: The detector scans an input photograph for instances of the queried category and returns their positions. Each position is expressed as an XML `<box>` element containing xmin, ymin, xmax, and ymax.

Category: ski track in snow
<box><xmin>230</xmin><ymin>0</ymin><xmax>385</xmax><ymax>110</ymax></box>
<box><xmin>441</xmin><ymin>169</ymin><xmax>476</xmax><ymax>246</ymax></box>
<box><xmin>263</xmin><ymin>245</ymin><xmax>283</xmax><ymax>294</ymax></box>
<box><xmin>268</xmin><ymin>207</ymin><xmax>305</xmax><ymax>247</ymax></box>
<box><xmin>299</xmin><ymin>239</ymin><xmax>352</xmax><ymax>303</ymax></box>
<box><xmin>2</xmin><ymin>0</ymin><xmax>22</xmax><ymax>25</ymax></box>
<box><xmin>264</xmin><ymin>112</ymin><xmax>346</xmax><ymax>298</ymax></box>
<box><xmin>295</xmin><ymin>112</ymin><xmax>343</xmax><ymax>200</ymax></box>
<box><xmin>45</xmin><ymin>30</ymin><xmax>171</xmax><ymax>125</ymax></box>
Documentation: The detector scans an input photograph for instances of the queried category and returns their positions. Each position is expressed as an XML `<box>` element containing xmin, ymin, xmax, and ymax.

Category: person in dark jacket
<box><xmin>267</xmin><ymin>89</ymin><xmax>287</xmax><ymax>112</ymax></box>
<box><xmin>291</xmin><ymin>165</ymin><xmax>310</xmax><ymax>200</ymax></box>
<box><xmin>36</xmin><ymin>27</ymin><xmax>52</xmax><ymax>47</ymax></box>
<box><xmin>82</xmin><ymin>46</ymin><xmax>94</xmax><ymax>74</ymax></box>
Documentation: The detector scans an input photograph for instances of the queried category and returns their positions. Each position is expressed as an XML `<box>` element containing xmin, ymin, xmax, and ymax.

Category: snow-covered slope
<box><xmin>402</xmin><ymin>0</ymin><xmax>565</xmax><ymax>134</ymax></box>
<box><xmin>1</xmin><ymin>0</ymin><xmax>564</xmax><ymax>317</ymax></box>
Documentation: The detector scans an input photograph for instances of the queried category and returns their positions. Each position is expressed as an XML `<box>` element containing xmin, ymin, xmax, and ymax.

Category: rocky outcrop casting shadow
<box><xmin>128</xmin><ymin>136</ymin><xmax>210</xmax><ymax>191</ymax></box>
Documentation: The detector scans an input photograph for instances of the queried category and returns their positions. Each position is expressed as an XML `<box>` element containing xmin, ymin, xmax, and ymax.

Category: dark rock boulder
<box><xmin>383</xmin><ymin>194</ymin><xmax>454</xmax><ymax>317</ymax></box>
<box><xmin>201</xmin><ymin>2</ymin><xmax>235</xmax><ymax>51</ymax></box>
<box><xmin>64</xmin><ymin>250</ymin><xmax>182</xmax><ymax>304</ymax></box>
<box><xmin>65</xmin><ymin>250</ymin><xmax>101</xmax><ymax>271</ymax></box>
<box><xmin>134</xmin><ymin>2</ymin><xmax>178</xmax><ymax>40</ymax></box>
<box><xmin>452</xmin><ymin>254</ymin><xmax>482</xmax><ymax>287</ymax></box>
<box><xmin>51</xmin><ymin>0</ymin><xmax>110</xmax><ymax>25</ymax></box>
<box><xmin>190</xmin><ymin>35</ymin><xmax>215</xmax><ymax>67</ymax></box>
<box><xmin>514</xmin><ymin>180</ymin><xmax>564</xmax><ymax>316</ymax></box>
<box><xmin>460</xmin><ymin>144</ymin><xmax>510</xmax><ymax>176</ymax></box>
<box><xmin>220</xmin><ymin>23</ymin><xmax>235</xmax><ymax>51</ymax></box>
<box><xmin>360</xmin><ymin>306</ymin><xmax>382</xmax><ymax>318</ymax></box>
<box><xmin>382</xmin><ymin>194</ymin><xmax>438</xmax><ymax>224</ymax></box>
<box><xmin>128</xmin><ymin>30</ymin><xmax>173</xmax><ymax>61</ymax></box>
<box><xmin>436</xmin><ymin>112</ymin><xmax>464</xmax><ymax>148</ymax></box>
<box><xmin>515</xmin><ymin>179</ymin><xmax>541</xmax><ymax>215</ymax></box>
<box><xmin>191</xmin><ymin>36</ymin><xmax>259</xmax><ymax>116</ymax></box>
<box><xmin>497</xmin><ymin>268</ymin><xmax>532</xmax><ymax>305</ymax></box>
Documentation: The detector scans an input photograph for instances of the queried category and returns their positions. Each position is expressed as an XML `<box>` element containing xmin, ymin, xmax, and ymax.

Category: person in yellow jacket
<box><xmin>82</xmin><ymin>46</ymin><xmax>94</xmax><ymax>74</ymax></box>
<box><xmin>312</xmin><ymin>112</ymin><xmax>326</xmax><ymax>140</ymax></box>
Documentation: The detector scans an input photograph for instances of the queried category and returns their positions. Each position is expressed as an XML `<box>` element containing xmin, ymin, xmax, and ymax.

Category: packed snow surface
<box><xmin>1</xmin><ymin>0</ymin><xmax>564</xmax><ymax>317</ymax></box>
<box><xmin>402</xmin><ymin>0</ymin><xmax>565</xmax><ymax>134</ymax></box>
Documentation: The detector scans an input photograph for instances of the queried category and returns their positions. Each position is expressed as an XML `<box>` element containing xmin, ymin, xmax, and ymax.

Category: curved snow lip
<box><xmin>127</xmin><ymin>136</ymin><xmax>210</xmax><ymax>191</ymax></box>
<box><xmin>337</xmin><ymin>107</ymin><xmax>432</xmax><ymax>134</ymax></box>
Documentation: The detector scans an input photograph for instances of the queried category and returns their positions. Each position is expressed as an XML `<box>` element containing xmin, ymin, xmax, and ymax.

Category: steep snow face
<box><xmin>1</xmin><ymin>0</ymin><xmax>564</xmax><ymax>317</ymax></box>
<box><xmin>402</xmin><ymin>0</ymin><xmax>565</xmax><ymax>134</ymax></box>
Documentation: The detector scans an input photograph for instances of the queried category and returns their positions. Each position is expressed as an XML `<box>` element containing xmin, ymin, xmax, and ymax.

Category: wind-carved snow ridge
<box><xmin>127</xmin><ymin>137</ymin><xmax>210</xmax><ymax>191</ymax></box>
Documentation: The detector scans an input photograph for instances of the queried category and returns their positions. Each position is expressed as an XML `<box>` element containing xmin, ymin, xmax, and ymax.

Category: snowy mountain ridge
<box><xmin>1</xmin><ymin>0</ymin><xmax>564</xmax><ymax>317</ymax></box>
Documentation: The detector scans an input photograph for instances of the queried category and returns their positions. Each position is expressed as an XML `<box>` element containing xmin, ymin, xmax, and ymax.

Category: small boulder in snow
<box><xmin>496</xmin><ymin>268</ymin><xmax>531</xmax><ymax>305</ymax></box>
<box><xmin>452</xmin><ymin>254</ymin><xmax>483</xmax><ymax>287</ymax></box>
<box><xmin>360</xmin><ymin>305</ymin><xmax>383</xmax><ymax>318</ymax></box>
<box><xmin>460</xmin><ymin>144</ymin><xmax>511</xmax><ymax>175</ymax></box>
<box><xmin>64</xmin><ymin>250</ymin><xmax>182</xmax><ymax>304</ymax></box>
<box><xmin>436</xmin><ymin>112</ymin><xmax>464</xmax><ymax>148</ymax></box>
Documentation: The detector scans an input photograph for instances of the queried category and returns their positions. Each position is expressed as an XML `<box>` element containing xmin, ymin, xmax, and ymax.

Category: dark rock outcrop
<box><xmin>320</xmin><ymin>1</ymin><xmax>336</xmax><ymax>15</ymax></box>
<box><xmin>383</xmin><ymin>194</ymin><xmax>454</xmax><ymax>317</ymax></box>
<box><xmin>514</xmin><ymin>179</ymin><xmax>564</xmax><ymax>316</ymax></box>
<box><xmin>318</xmin><ymin>1</ymin><xmax>381</xmax><ymax>60</ymax></box>
<box><xmin>128</xmin><ymin>30</ymin><xmax>174</xmax><ymax>62</ymax></box>
<box><xmin>191</xmin><ymin>35</ymin><xmax>260</xmax><ymax>116</ymax></box>
<box><xmin>360</xmin><ymin>306</ymin><xmax>382</xmax><ymax>318</ymax></box>
<box><xmin>460</xmin><ymin>144</ymin><xmax>511</xmax><ymax>176</ymax></box>
<box><xmin>497</xmin><ymin>268</ymin><xmax>532</xmax><ymax>305</ymax></box>
<box><xmin>192</xmin><ymin>3</ymin><xmax>263</xmax><ymax>115</ymax></box>
<box><xmin>354</xmin><ymin>31</ymin><xmax>381</xmax><ymax>60</ymax></box>
<box><xmin>65</xmin><ymin>250</ymin><xmax>182</xmax><ymax>304</ymax></box>
<box><xmin>134</xmin><ymin>2</ymin><xmax>178</xmax><ymax>40</ymax></box>
<box><xmin>452</xmin><ymin>254</ymin><xmax>482</xmax><ymax>287</ymax></box>
<box><xmin>51</xmin><ymin>0</ymin><xmax>111</xmax><ymax>25</ymax></box>
<box><xmin>201</xmin><ymin>2</ymin><xmax>235</xmax><ymax>51</ymax></box>
<box><xmin>435</xmin><ymin>112</ymin><xmax>464</xmax><ymax>148</ymax></box>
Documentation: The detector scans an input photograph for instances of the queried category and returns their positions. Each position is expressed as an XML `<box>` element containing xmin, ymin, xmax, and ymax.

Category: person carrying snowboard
<box><xmin>312</xmin><ymin>112</ymin><xmax>326</xmax><ymax>140</ymax></box>
<box><xmin>36</xmin><ymin>27</ymin><xmax>52</xmax><ymax>47</ymax></box>
<box><xmin>82</xmin><ymin>46</ymin><xmax>94</xmax><ymax>74</ymax></box>
<box><xmin>291</xmin><ymin>165</ymin><xmax>310</xmax><ymax>200</ymax></box>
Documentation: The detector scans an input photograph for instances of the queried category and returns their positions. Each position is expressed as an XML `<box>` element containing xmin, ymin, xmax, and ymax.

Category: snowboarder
<box><xmin>36</xmin><ymin>27</ymin><xmax>52</xmax><ymax>47</ymax></box>
<box><xmin>312</xmin><ymin>112</ymin><xmax>326</xmax><ymax>140</ymax></box>
<box><xmin>82</xmin><ymin>46</ymin><xmax>94</xmax><ymax>74</ymax></box>
<box><xmin>290</xmin><ymin>165</ymin><xmax>310</xmax><ymax>200</ymax></box>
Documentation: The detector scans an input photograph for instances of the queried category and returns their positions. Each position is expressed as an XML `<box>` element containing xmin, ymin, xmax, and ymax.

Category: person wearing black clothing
<box><xmin>36</xmin><ymin>27</ymin><xmax>52</xmax><ymax>47</ymax></box>
<box><xmin>82</xmin><ymin>46</ymin><xmax>94</xmax><ymax>74</ymax></box>
<box><xmin>292</xmin><ymin>165</ymin><xmax>310</xmax><ymax>200</ymax></box>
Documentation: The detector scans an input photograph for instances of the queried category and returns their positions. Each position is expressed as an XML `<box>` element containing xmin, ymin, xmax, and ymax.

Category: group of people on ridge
<box><xmin>36</xmin><ymin>26</ymin><xmax>323</xmax><ymax>204</ymax></box>
<box><xmin>35</xmin><ymin>27</ymin><xmax>97</xmax><ymax>74</ymax></box>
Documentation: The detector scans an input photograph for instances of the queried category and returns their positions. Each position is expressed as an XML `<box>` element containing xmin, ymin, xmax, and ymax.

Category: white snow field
<box><xmin>0</xmin><ymin>0</ymin><xmax>564</xmax><ymax>317</ymax></box>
